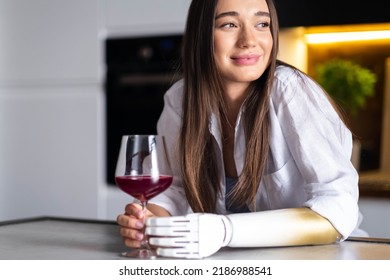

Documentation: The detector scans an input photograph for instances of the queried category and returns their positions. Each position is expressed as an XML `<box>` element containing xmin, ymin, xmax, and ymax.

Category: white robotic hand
<box><xmin>145</xmin><ymin>213</ymin><xmax>232</xmax><ymax>259</ymax></box>
<box><xmin>145</xmin><ymin>208</ymin><xmax>340</xmax><ymax>259</ymax></box>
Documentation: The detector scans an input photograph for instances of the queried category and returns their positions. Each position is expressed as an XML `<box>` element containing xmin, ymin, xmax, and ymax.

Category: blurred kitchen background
<box><xmin>0</xmin><ymin>0</ymin><xmax>389</xmax><ymax>238</ymax></box>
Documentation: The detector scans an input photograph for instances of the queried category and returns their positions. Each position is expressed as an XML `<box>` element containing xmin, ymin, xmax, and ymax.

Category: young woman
<box><xmin>117</xmin><ymin>0</ymin><xmax>364</xmax><ymax>258</ymax></box>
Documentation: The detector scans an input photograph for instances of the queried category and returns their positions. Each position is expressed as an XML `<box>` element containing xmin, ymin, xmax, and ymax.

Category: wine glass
<box><xmin>115</xmin><ymin>135</ymin><xmax>172</xmax><ymax>259</ymax></box>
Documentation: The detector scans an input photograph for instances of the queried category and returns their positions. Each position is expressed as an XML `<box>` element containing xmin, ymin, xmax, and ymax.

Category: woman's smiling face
<box><xmin>213</xmin><ymin>0</ymin><xmax>273</xmax><ymax>89</ymax></box>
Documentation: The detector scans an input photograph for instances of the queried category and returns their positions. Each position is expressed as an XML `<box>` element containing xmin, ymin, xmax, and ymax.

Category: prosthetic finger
<box><xmin>146</xmin><ymin>215</ymin><xmax>200</xmax><ymax>237</ymax></box>
<box><xmin>156</xmin><ymin>246</ymin><xmax>201</xmax><ymax>259</ymax></box>
<box><xmin>149</xmin><ymin>236</ymin><xmax>196</xmax><ymax>247</ymax></box>
<box><xmin>146</xmin><ymin>226</ymin><xmax>192</xmax><ymax>237</ymax></box>
<box><xmin>147</xmin><ymin>214</ymin><xmax>200</xmax><ymax>226</ymax></box>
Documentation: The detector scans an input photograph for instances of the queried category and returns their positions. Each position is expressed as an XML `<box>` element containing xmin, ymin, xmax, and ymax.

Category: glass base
<box><xmin>120</xmin><ymin>249</ymin><xmax>157</xmax><ymax>259</ymax></box>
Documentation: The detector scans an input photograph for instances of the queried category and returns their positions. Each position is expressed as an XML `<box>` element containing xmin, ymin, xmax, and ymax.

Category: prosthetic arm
<box><xmin>146</xmin><ymin>208</ymin><xmax>341</xmax><ymax>258</ymax></box>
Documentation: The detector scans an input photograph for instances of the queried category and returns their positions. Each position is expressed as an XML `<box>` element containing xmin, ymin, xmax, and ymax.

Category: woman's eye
<box><xmin>220</xmin><ymin>22</ymin><xmax>236</xmax><ymax>28</ymax></box>
<box><xmin>256</xmin><ymin>22</ymin><xmax>270</xmax><ymax>28</ymax></box>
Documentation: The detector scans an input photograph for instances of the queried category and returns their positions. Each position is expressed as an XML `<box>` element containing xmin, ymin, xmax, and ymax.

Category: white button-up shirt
<box><xmin>151</xmin><ymin>65</ymin><xmax>361</xmax><ymax>239</ymax></box>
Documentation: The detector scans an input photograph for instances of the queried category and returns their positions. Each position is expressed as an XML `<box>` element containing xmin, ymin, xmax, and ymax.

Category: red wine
<box><xmin>115</xmin><ymin>175</ymin><xmax>173</xmax><ymax>202</ymax></box>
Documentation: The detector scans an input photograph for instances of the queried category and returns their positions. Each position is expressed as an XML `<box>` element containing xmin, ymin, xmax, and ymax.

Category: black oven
<box><xmin>105</xmin><ymin>34</ymin><xmax>182</xmax><ymax>185</ymax></box>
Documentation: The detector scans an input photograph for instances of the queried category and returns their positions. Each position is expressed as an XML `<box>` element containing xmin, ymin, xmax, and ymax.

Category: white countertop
<box><xmin>1</xmin><ymin>217</ymin><xmax>389</xmax><ymax>260</ymax></box>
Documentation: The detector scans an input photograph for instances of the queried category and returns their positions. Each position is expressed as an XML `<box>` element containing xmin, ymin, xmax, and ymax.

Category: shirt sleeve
<box><xmin>149</xmin><ymin>80</ymin><xmax>191</xmax><ymax>216</ymax></box>
<box><xmin>272</xmin><ymin>69</ymin><xmax>360</xmax><ymax>239</ymax></box>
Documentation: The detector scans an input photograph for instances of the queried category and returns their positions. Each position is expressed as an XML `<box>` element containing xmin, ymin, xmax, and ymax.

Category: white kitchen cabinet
<box><xmin>0</xmin><ymin>0</ymin><xmax>106</xmax><ymax>222</ymax></box>
<box><xmin>103</xmin><ymin>0</ymin><xmax>191</xmax><ymax>37</ymax></box>
<box><xmin>0</xmin><ymin>0</ymin><xmax>193</xmax><ymax>223</ymax></box>
<box><xmin>0</xmin><ymin>86</ymin><xmax>104</xmax><ymax>221</ymax></box>
<box><xmin>0</xmin><ymin>0</ymin><xmax>100</xmax><ymax>85</ymax></box>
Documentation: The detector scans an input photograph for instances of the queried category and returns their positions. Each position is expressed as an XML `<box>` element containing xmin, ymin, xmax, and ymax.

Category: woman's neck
<box><xmin>224</xmin><ymin>82</ymin><xmax>249</xmax><ymax>125</ymax></box>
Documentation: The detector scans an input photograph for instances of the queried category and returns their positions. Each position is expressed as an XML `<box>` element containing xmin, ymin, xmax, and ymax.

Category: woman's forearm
<box><xmin>226</xmin><ymin>207</ymin><xmax>341</xmax><ymax>247</ymax></box>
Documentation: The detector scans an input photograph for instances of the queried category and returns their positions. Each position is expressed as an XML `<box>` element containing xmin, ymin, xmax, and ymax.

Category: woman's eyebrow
<box><xmin>215</xmin><ymin>11</ymin><xmax>239</xmax><ymax>20</ymax></box>
<box><xmin>255</xmin><ymin>11</ymin><xmax>270</xmax><ymax>18</ymax></box>
<box><xmin>215</xmin><ymin>10</ymin><xmax>270</xmax><ymax>20</ymax></box>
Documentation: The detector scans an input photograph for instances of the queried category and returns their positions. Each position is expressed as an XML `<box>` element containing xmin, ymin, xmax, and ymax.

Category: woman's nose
<box><xmin>238</xmin><ymin>26</ymin><xmax>256</xmax><ymax>48</ymax></box>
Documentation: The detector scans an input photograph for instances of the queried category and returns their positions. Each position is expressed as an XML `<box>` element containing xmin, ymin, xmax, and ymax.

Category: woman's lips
<box><xmin>231</xmin><ymin>54</ymin><xmax>260</xmax><ymax>66</ymax></box>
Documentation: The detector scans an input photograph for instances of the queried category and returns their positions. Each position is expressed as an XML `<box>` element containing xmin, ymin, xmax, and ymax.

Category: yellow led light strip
<box><xmin>305</xmin><ymin>30</ymin><xmax>390</xmax><ymax>44</ymax></box>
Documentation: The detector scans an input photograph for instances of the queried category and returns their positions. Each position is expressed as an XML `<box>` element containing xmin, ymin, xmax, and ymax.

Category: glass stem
<box><xmin>140</xmin><ymin>201</ymin><xmax>151</xmax><ymax>250</ymax></box>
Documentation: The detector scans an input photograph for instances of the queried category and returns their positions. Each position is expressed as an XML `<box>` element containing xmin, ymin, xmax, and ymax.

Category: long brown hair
<box><xmin>179</xmin><ymin>0</ymin><xmax>280</xmax><ymax>213</ymax></box>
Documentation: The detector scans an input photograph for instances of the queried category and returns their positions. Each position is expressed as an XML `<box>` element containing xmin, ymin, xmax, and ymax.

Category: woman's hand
<box><xmin>117</xmin><ymin>203</ymin><xmax>170</xmax><ymax>248</ymax></box>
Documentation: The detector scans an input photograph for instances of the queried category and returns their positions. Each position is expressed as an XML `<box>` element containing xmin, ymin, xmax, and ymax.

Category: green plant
<box><xmin>316</xmin><ymin>58</ymin><xmax>377</xmax><ymax>115</ymax></box>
